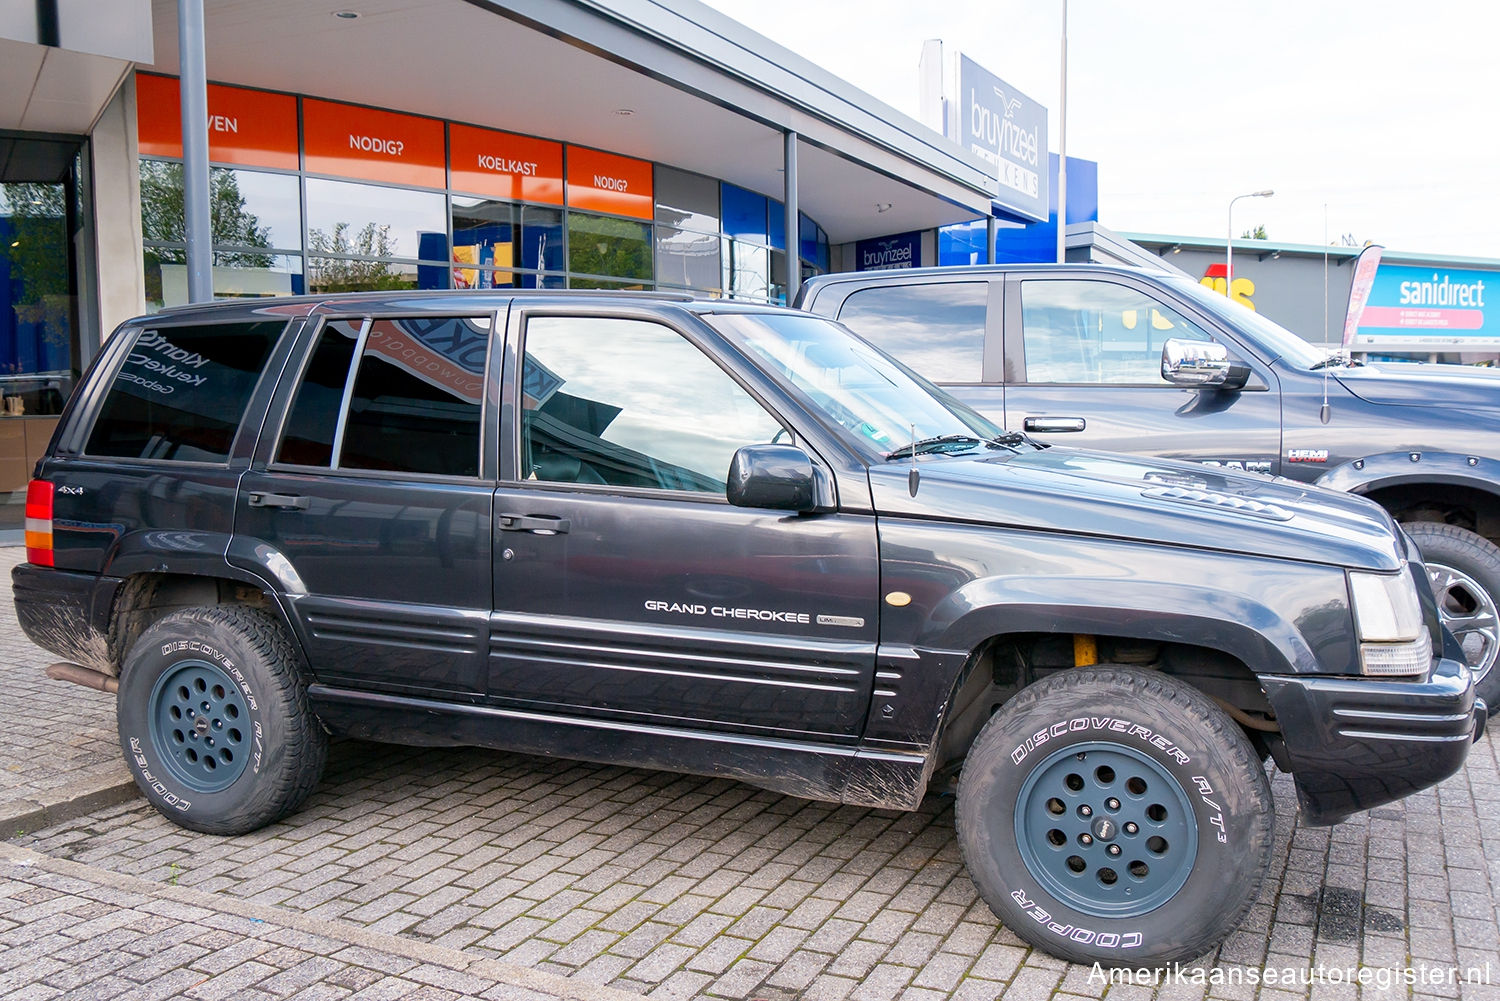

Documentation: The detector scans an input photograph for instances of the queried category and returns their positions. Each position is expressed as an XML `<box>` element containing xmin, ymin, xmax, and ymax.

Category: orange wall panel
<box><xmin>302</xmin><ymin>99</ymin><xmax>446</xmax><ymax>189</ymax></box>
<box><xmin>449</xmin><ymin>125</ymin><xmax>563</xmax><ymax>204</ymax></box>
<box><xmin>566</xmin><ymin>147</ymin><xmax>653</xmax><ymax>220</ymax></box>
<box><xmin>136</xmin><ymin>74</ymin><xmax>298</xmax><ymax>170</ymax></box>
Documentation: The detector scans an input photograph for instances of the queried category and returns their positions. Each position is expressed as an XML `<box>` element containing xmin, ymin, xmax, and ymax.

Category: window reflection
<box><xmin>566</xmin><ymin>213</ymin><xmax>651</xmax><ymax>283</ymax></box>
<box><xmin>304</xmin><ymin>178</ymin><xmax>446</xmax><ymax>261</ymax></box>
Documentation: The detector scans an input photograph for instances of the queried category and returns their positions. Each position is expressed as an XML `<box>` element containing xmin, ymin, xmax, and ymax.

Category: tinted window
<box><xmin>1021</xmin><ymin>280</ymin><xmax>1214</xmax><ymax>384</ymax></box>
<box><xmin>520</xmin><ymin>316</ymin><xmax>781</xmax><ymax>492</ymax></box>
<box><xmin>276</xmin><ymin>319</ymin><xmax>360</xmax><ymax>467</ymax></box>
<box><xmin>566</xmin><ymin>213</ymin><xmax>651</xmax><ymax>285</ymax></box>
<box><xmin>837</xmin><ymin>282</ymin><xmax>986</xmax><ymax>382</ymax></box>
<box><xmin>85</xmin><ymin>320</ymin><xmax>285</xmax><ymax>462</ymax></box>
<box><xmin>276</xmin><ymin>316</ymin><xmax>488</xmax><ymax>476</ymax></box>
<box><xmin>340</xmin><ymin>317</ymin><xmax>488</xmax><ymax>476</ymax></box>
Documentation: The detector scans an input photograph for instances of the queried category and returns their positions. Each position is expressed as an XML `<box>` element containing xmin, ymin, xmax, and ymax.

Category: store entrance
<box><xmin>0</xmin><ymin>135</ymin><xmax>83</xmax><ymax>532</ymax></box>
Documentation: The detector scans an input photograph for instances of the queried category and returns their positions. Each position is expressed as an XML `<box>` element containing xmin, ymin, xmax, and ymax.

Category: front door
<box><xmin>233</xmin><ymin>310</ymin><xmax>496</xmax><ymax>696</ymax></box>
<box><xmin>489</xmin><ymin>309</ymin><xmax>880</xmax><ymax>739</ymax></box>
<box><xmin>995</xmin><ymin>275</ymin><xmax>1284</xmax><ymax>475</ymax></box>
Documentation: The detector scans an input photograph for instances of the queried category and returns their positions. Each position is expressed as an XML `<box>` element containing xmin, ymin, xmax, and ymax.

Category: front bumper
<box><xmin>1261</xmin><ymin>656</ymin><xmax>1481</xmax><ymax>826</ymax></box>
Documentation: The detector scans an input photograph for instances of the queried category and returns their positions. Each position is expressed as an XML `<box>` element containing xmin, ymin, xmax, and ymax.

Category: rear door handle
<box><xmin>247</xmin><ymin>491</ymin><xmax>309</xmax><ymax>510</ymax></box>
<box><xmin>1022</xmin><ymin>416</ymin><xmax>1087</xmax><ymax>433</ymax></box>
<box><xmin>499</xmin><ymin>513</ymin><xmax>569</xmax><ymax>535</ymax></box>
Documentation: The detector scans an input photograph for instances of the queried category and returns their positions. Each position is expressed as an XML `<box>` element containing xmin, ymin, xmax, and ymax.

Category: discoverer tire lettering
<box><xmin>116</xmin><ymin>605</ymin><xmax>327</xmax><ymax>835</ymax></box>
<box><xmin>956</xmin><ymin>666</ymin><xmax>1273</xmax><ymax>967</ymax></box>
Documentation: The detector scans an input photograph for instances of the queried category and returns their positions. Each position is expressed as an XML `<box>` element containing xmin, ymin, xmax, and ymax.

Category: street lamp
<box><xmin>1226</xmin><ymin>189</ymin><xmax>1274</xmax><ymax>300</ymax></box>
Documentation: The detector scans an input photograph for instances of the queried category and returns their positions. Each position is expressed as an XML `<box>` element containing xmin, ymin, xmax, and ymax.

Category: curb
<box><xmin>0</xmin><ymin>765</ymin><xmax>140</xmax><ymax>837</ymax></box>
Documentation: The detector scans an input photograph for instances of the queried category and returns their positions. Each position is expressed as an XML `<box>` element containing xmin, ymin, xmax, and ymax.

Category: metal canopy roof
<box><xmin>140</xmin><ymin>0</ymin><xmax>999</xmax><ymax>244</ymax></box>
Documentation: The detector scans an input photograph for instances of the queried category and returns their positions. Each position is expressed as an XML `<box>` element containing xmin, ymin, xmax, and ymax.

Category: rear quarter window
<box><xmin>84</xmin><ymin>320</ymin><xmax>286</xmax><ymax>462</ymax></box>
<box><xmin>835</xmin><ymin>281</ymin><xmax>987</xmax><ymax>383</ymax></box>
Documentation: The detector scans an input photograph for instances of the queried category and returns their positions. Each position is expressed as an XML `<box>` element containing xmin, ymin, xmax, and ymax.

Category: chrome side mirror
<box><xmin>1161</xmin><ymin>339</ymin><xmax>1248</xmax><ymax>390</ymax></box>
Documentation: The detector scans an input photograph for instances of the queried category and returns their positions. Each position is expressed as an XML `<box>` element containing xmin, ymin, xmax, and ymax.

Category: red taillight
<box><xmin>25</xmin><ymin>479</ymin><xmax>53</xmax><ymax>567</ymax></box>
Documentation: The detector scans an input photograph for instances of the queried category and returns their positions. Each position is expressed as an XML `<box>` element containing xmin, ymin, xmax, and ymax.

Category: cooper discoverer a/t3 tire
<box><xmin>116</xmin><ymin>605</ymin><xmax>327</xmax><ymax>835</ymax></box>
<box><xmin>956</xmin><ymin>666</ymin><xmax>1273</xmax><ymax>967</ymax></box>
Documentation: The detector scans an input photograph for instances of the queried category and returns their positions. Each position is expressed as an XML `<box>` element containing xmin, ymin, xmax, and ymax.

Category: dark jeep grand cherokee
<box><xmin>13</xmin><ymin>291</ymin><xmax>1483</xmax><ymax>966</ymax></box>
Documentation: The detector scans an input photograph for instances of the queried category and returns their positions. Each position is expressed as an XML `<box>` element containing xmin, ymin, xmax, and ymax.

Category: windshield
<box><xmin>705</xmin><ymin>311</ymin><xmax>1001</xmax><ymax>456</ymax></box>
<box><xmin>1165</xmin><ymin>275</ymin><xmax>1329</xmax><ymax>370</ymax></box>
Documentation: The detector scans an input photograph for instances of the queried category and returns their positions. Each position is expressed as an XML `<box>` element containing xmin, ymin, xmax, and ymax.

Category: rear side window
<box><xmin>836</xmin><ymin>282</ymin><xmax>987</xmax><ymax>382</ymax></box>
<box><xmin>276</xmin><ymin>316</ymin><xmax>488</xmax><ymax>477</ymax></box>
<box><xmin>85</xmin><ymin>320</ymin><xmax>285</xmax><ymax>462</ymax></box>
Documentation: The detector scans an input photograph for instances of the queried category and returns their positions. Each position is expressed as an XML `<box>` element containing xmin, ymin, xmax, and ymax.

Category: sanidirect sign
<box><xmin>1352</xmin><ymin>264</ymin><xmax>1500</xmax><ymax>350</ymax></box>
<box><xmin>958</xmin><ymin>55</ymin><xmax>1049</xmax><ymax>222</ymax></box>
<box><xmin>855</xmin><ymin>231</ymin><xmax>921</xmax><ymax>271</ymax></box>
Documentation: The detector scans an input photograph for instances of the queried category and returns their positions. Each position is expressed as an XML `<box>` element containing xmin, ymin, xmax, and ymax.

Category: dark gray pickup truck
<box><xmin>13</xmin><ymin>291</ymin><xmax>1481</xmax><ymax>966</ymax></box>
<box><xmin>799</xmin><ymin>263</ymin><xmax>1500</xmax><ymax>714</ymax></box>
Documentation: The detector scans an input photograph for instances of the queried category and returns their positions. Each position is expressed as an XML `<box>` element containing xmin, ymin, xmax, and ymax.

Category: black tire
<box><xmin>116</xmin><ymin>605</ymin><xmax>327</xmax><ymax>835</ymax></box>
<box><xmin>956</xmin><ymin>666</ymin><xmax>1273</xmax><ymax>967</ymax></box>
<box><xmin>1405</xmin><ymin>522</ymin><xmax>1500</xmax><ymax>716</ymax></box>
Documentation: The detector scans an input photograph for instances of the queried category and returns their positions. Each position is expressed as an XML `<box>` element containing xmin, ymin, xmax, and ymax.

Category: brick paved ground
<box><xmin>0</xmin><ymin>546</ymin><xmax>129</xmax><ymax>830</ymax></box>
<box><xmin>0</xmin><ymin>841</ymin><xmax>638</xmax><ymax>1001</ymax></box>
<box><xmin>15</xmin><ymin>729</ymin><xmax>1500</xmax><ymax>1001</ymax></box>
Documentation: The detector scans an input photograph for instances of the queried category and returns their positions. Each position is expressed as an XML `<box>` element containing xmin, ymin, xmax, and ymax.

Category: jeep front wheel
<box><xmin>116</xmin><ymin>605</ymin><xmax>327</xmax><ymax>835</ymax></box>
<box><xmin>956</xmin><ymin>666</ymin><xmax>1273</xmax><ymax>967</ymax></box>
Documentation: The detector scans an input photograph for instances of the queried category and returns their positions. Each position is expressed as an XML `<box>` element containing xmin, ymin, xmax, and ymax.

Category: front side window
<box><xmin>837</xmin><ymin>282</ymin><xmax>987</xmax><ymax>383</ymax></box>
<box><xmin>1021</xmin><ymin>280</ymin><xmax>1215</xmax><ymax>385</ymax></box>
<box><xmin>86</xmin><ymin>320</ymin><xmax>286</xmax><ymax>462</ymax></box>
<box><xmin>520</xmin><ymin>316</ymin><xmax>781</xmax><ymax>492</ymax></box>
<box><xmin>276</xmin><ymin>316</ymin><xmax>488</xmax><ymax>477</ymax></box>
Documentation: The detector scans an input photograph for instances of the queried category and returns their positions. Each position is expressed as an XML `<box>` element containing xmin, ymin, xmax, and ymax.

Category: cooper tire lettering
<box><xmin>960</xmin><ymin>666</ymin><xmax>1273</xmax><ymax>966</ymax></box>
<box><xmin>117</xmin><ymin>606</ymin><xmax>325</xmax><ymax>835</ymax></box>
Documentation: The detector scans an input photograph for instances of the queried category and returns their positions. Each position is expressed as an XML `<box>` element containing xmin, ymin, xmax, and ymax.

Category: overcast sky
<box><xmin>699</xmin><ymin>0</ymin><xmax>1500</xmax><ymax>259</ymax></box>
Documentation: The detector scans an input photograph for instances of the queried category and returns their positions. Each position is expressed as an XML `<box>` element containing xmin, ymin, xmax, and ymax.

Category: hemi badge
<box><xmin>817</xmin><ymin>614</ymin><xmax>865</xmax><ymax>628</ymax></box>
<box><xmin>1287</xmin><ymin>449</ymin><xmax>1329</xmax><ymax>463</ymax></box>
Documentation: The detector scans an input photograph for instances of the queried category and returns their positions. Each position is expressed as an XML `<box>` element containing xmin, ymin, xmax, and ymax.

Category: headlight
<box><xmin>1348</xmin><ymin>569</ymin><xmax>1431</xmax><ymax>676</ymax></box>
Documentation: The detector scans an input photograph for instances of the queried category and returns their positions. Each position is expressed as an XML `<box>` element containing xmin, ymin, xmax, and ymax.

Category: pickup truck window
<box><xmin>520</xmin><ymin>315</ymin><xmax>781</xmax><ymax>491</ymax></box>
<box><xmin>84</xmin><ymin>320</ymin><xmax>285</xmax><ymax>462</ymax></box>
<box><xmin>1021</xmin><ymin>280</ymin><xmax>1213</xmax><ymax>385</ymax></box>
<box><xmin>837</xmin><ymin>282</ymin><xmax>986</xmax><ymax>382</ymax></box>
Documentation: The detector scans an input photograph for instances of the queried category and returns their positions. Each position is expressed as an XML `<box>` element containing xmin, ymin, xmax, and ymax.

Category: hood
<box><xmin>869</xmin><ymin>446</ymin><xmax>1405</xmax><ymax>571</ymax></box>
<box><xmin>1334</xmin><ymin>362</ymin><xmax>1500</xmax><ymax>409</ymax></box>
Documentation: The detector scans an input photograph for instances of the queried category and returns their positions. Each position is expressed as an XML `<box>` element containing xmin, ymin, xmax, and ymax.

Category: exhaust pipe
<box><xmin>46</xmin><ymin>662</ymin><xmax>119</xmax><ymax>694</ymax></box>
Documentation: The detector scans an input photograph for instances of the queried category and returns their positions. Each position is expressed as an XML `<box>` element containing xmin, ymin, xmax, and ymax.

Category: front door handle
<box><xmin>499</xmin><ymin>513</ymin><xmax>569</xmax><ymax>535</ymax></box>
<box><xmin>247</xmin><ymin>491</ymin><xmax>310</xmax><ymax>510</ymax></box>
<box><xmin>1022</xmin><ymin>416</ymin><xmax>1087</xmax><ymax>433</ymax></box>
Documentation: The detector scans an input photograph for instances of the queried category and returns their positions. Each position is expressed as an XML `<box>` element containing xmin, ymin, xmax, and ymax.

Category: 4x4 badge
<box><xmin>1288</xmin><ymin>449</ymin><xmax>1330</xmax><ymax>463</ymax></box>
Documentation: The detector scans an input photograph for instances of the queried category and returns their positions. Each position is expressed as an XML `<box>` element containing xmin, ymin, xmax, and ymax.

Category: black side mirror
<box><xmin>727</xmin><ymin>444</ymin><xmax>816</xmax><ymax>512</ymax></box>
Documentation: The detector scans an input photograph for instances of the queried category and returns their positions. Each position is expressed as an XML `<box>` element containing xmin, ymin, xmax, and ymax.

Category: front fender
<box><xmin>1316</xmin><ymin>450</ymin><xmax>1500</xmax><ymax>501</ymax></box>
<box><xmin>926</xmin><ymin>576</ymin><xmax>1318</xmax><ymax>676</ymax></box>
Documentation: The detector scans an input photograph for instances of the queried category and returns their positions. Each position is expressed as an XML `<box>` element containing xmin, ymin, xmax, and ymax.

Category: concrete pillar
<box><xmin>88</xmin><ymin>75</ymin><xmax>146</xmax><ymax>346</ymax></box>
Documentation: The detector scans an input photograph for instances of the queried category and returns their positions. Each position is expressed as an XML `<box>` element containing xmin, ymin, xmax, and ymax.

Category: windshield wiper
<box><xmin>885</xmin><ymin>434</ymin><xmax>989</xmax><ymax>461</ymax></box>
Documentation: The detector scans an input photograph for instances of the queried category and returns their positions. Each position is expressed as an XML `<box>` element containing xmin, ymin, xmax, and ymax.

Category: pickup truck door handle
<box><xmin>247</xmin><ymin>491</ymin><xmax>310</xmax><ymax>510</ymax></box>
<box><xmin>499</xmin><ymin>513</ymin><xmax>570</xmax><ymax>535</ymax></box>
<box><xmin>1023</xmin><ymin>416</ymin><xmax>1087</xmax><ymax>433</ymax></box>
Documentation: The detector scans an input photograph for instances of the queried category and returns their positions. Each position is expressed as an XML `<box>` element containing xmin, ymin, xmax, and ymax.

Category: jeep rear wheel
<box><xmin>1406</xmin><ymin>522</ymin><xmax>1500</xmax><ymax>715</ymax></box>
<box><xmin>956</xmin><ymin>666</ymin><xmax>1273</xmax><ymax>967</ymax></box>
<box><xmin>117</xmin><ymin>606</ymin><xmax>327</xmax><ymax>835</ymax></box>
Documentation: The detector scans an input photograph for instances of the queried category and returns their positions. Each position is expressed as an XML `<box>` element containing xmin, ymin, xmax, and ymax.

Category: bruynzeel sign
<box><xmin>1352</xmin><ymin>263</ymin><xmax>1500</xmax><ymax>351</ymax></box>
<box><xmin>855</xmin><ymin>231</ymin><xmax>921</xmax><ymax>271</ymax></box>
<box><xmin>957</xmin><ymin>55</ymin><xmax>1049</xmax><ymax>223</ymax></box>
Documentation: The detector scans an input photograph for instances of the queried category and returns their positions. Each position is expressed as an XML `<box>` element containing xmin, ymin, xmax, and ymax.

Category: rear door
<box><xmin>232</xmin><ymin>307</ymin><xmax>498</xmax><ymax>696</ymax></box>
<box><xmin>487</xmin><ymin>305</ymin><xmax>880</xmax><ymax>739</ymax></box>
